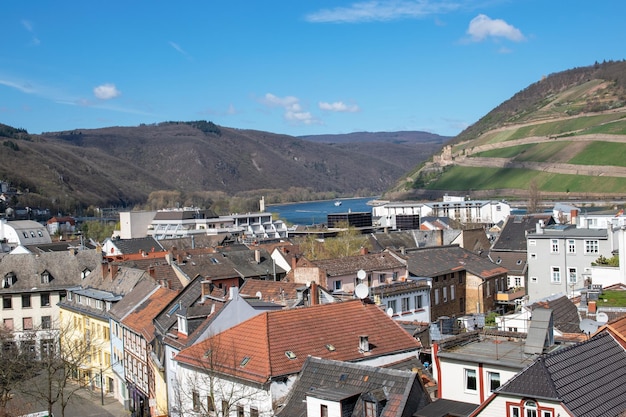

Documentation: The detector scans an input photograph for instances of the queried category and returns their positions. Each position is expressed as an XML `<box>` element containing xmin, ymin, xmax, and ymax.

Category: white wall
<box><xmin>438</xmin><ymin>359</ymin><xmax>520</xmax><ymax>405</ymax></box>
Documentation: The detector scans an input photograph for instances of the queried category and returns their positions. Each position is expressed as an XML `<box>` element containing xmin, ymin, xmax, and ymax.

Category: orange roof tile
<box><xmin>122</xmin><ymin>287</ymin><xmax>178</xmax><ymax>342</ymax></box>
<box><xmin>176</xmin><ymin>299</ymin><xmax>421</xmax><ymax>384</ymax></box>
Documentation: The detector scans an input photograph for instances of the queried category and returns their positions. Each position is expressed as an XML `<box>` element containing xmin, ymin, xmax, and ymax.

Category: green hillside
<box><xmin>390</xmin><ymin>60</ymin><xmax>626</xmax><ymax>200</ymax></box>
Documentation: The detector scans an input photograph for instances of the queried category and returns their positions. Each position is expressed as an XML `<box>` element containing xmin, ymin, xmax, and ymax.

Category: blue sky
<box><xmin>1</xmin><ymin>1</ymin><xmax>624</xmax><ymax>137</ymax></box>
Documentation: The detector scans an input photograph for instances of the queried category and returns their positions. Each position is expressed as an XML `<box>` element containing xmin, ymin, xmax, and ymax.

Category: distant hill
<box><xmin>0</xmin><ymin>121</ymin><xmax>448</xmax><ymax>213</ymax></box>
<box><xmin>389</xmin><ymin>60</ymin><xmax>626</xmax><ymax>201</ymax></box>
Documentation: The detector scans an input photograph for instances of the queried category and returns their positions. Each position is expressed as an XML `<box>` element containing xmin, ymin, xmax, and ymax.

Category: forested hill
<box><xmin>0</xmin><ymin>121</ymin><xmax>448</xmax><ymax>213</ymax></box>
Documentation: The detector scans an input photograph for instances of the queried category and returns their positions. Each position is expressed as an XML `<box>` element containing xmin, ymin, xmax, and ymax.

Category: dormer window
<box><xmin>2</xmin><ymin>273</ymin><xmax>16</xmax><ymax>288</ymax></box>
<box><xmin>41</xmin><ymin>271</ymin><xmax>52</xmax><ymax>284</ymax></box>
<box><xmin>81</xmin><ymin>268</ymin><xmax>91</xmax><ymax>280</ymax></box>
<box><xmin>285</xmin><ymin>351</ymin><xmax>297</xmax><ymax>360</ymax></box>
<box><xmin>177</xmin><ymin>314</ymin><xmax>188</xmax><ymax>336</ymax></box>
<box><xmin>359</xmin><ymin>335</ymin><xmax>370</xmax><ymax>352</ymax></box>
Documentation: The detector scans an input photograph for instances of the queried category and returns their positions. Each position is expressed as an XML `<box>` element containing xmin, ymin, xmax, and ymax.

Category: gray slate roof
<box><xmin>403</xmin><ymin>245</ymin><xmax>507</xmax><ymax>279</ymax></box>
<box><xmin>0</xmin><ymin>249</ymin><xmax>102</xmax><ymax>294</ymax></box>
<box><xmin>530</xmin><ymin>295</ymin><xmax>581</xmax><ymax>334</ymax></box>
<box><xmin>414</xmin><ymin>399</ymin><xmax>478</xmax><ymax>417</ymax></box>
<box><xmin>277</xmin><ymin>356</ymin><xmax>431</xmax><ymax>417</ymax></box>
<box><xmin>109</xmin><ymin>237</ymin><xmax>163</xmax><ymax>255</ymax></box>
<box><xmin>491</xmin><ymin>214</ymin><xmax>555</xmax><ymax>252</ymax></box>
<box><xmin>497</xmin><ymin>331</ymin><xmax>626</xmax><ymax>416</ymax></box>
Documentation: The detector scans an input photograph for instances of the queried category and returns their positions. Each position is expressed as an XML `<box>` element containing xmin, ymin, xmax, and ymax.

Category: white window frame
<box><xmin>487</xmin><ymin>371</ymin><xmax>500</xmax><ymax>392</ymax></box>
<box><xmin>567</xmin><ymin>239</ymin><xmax>576</xmax><ymax>254</ymax></box>
<box><xmin>442</xmin><ymin>287</ymin><xmax>448</xmax><ymax>303</ymax></box>
<box><xmin>450</xmin><ymin>284</ymin><xmax>455</xmax><ymax>300</ymax></box>
<box><xmin>414</xmin><ymin>294</ymin><xmax>423</xmax><ymax>309</ymax></box>
<box><xmin>550</xmin><ymin>239</ymin><xmax>559</xmax><ymax>253</ymax></box>
<box><xmin>464</xmin><ymin>368</ymin><xmax>477</xmax><ymax>392</ymax></box>
<box><xmin>551</xmin><ymin>266</ymin><xmax>561</xmax><ymax>283</ymax></box>
<box><xmin>434</xmin><ymin>289</ymin><xmax>440</xmax><ymax>305</ymax></box>
<box><xmin>568</xmin><ymin>267</ymin><xmax>577</xmax><ymax>284</ymax></box>
<box><xmin>584</xmin><ymin>239</ymin><xmax>599</xmax><ymax>254</ymax></box>
<box><xmin>401</xmin><ymin>297</ymin><xmax>410</xmax><ymax>313</ymax></box>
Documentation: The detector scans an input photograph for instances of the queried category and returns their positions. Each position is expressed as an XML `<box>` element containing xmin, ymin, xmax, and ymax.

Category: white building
<box><xmin>526</xmin><ymin>223</ymin><xmax>613</xmax><ymax>302</ymax></box>
<box><xmin>427</xmin><ymin>196</ymin><xmax>511</xmax><ymax>226</ymax></box>
<box><xmin>0</xmin><ymin>219</ymin><xmax>52</xmax><ymax>252</ymax></box>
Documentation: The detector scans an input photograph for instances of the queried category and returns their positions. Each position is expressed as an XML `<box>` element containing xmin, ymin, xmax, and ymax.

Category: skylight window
<box><xmin>240</xmin><ymin>356</ymin><xmax>250</xmax><ymax>367</ymax></box>
<box><xmin>167</xmin><ymin>303</ymin><xmax>180</xmax><ymax>316</ymax></box>
<box><xmin>325</xmin><ymin>344</ymin><xmax>336</xmax><ymax>352</ymax></box>
<box><xmin>285</xmin><ymin>351</ymin><xmax>297</xmax><ymax>360</ymax></box>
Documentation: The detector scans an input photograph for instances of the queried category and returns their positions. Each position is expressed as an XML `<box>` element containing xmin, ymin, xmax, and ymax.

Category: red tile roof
<box><xmin>175</xmin><ymin>299</ymin><xmax>421</xmax><ymax>383</ymax></box>
<box><xmin>122</xmin><ymin>287</ymin><xmax>178</xmax><ymax>342</ymax></box>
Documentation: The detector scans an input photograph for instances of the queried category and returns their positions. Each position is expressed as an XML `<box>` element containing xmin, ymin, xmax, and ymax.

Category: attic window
<box><xmin>3</xmin><ymin>273</ymin><xmax>16</xmax><ymax>288</ymax></box>
<box><xmin>41</xmin><ymin>271</ymin><xmax>52</xmax><ymax>284</ymax></box>
<box><xmin>496</xmin><ymin>258</ymin><xmax>502</xmax><ymax>264</ymax></box>
<box><xmin>240</xmin><ymin>356</ymin><xmax>250</xmax><ymax>367</ymax></box>
<box><xmin>516</xmin><ymin>259</ymin><xmax>523</xmax><ymax>265</ymax></box>
<box><xmin>325</xmin><ymin>344</ymin><xmax>336</xmax><ymax>352</ymax></box>
<box><xmin>339</xmin><ymin>374</ymin><xmax>347</xmax><ymax>382</ymax></box>
<box><xmin>285</xmin><ymin>351</ymin><xmax>297</xmax><ymax>360</ymax></box>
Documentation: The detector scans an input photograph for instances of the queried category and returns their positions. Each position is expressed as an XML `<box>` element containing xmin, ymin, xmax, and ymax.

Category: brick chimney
<box><xmin>310</xmin><ymin>281</ymin><xmax>319</xmax><ymax>306</ymax></box>
<box><xmin>360</xmin><ymin>247</ymin><xmax>368</xmax><ymax>255</ymax></box>
<box><xmin>110</xmin><ymin>264</ymin><xmax>118</xmax><ymax>279</ymax></box>
<box><xmin>588</xmin><ymin>300</ymin><xmax>597</xmax><ymax>314</ymax></box>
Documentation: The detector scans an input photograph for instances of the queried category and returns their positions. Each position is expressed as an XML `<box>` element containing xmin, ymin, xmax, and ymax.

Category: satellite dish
<box><xmin>386</xmin><ymin>307</ymin><xmax>394</xmax><ymax>317</ymax></box>
<box><xmin>357</xmin><ymin>269</ymin><xmax>366</xmax><ymax>280</ymax></box>
<box><xmin>579</xmin><ymin>318</ymin><xmax>599</xmax><ymax>334</ymax></box>
<box><xmin>354</xmin><ymin>283</ymin><xmax>369</xmax><ymax>300</ymax></box>
<box><xmin>255</xmin><ymin>291</ymin><xmax>262</xmax><ymax>299</ymax></box>
<box><xmin>596</xmin><ymin>312</ymin><xmax>609</xmax><ymax>324</ymax></box>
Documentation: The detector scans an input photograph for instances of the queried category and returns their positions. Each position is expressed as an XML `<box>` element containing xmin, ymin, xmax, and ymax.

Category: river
<box><xmin>268</xmin><ymin>197</ymin><xmax>380</xmax><ymax>226</ymax></box>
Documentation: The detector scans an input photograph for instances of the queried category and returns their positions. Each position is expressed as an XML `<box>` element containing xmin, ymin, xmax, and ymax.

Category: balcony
<box><xmin>496</xmin><ymin>287</ymin><xmax>525</xmax><ymax>302</ymax></box>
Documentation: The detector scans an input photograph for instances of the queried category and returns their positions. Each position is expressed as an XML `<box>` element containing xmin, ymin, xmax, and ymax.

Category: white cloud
<box><xmin>467</xmin><ymin>14</ymin><xmax>525</xmax><ymax>42</ymax></box>
<box><xmin>319</xmin><ymin>101</ymin><xmax>360</xmax><ymax>112</ymax></box>
<box><xmin>93</xmin><ymin>83</ymin><xmax>121</xmax><ymax>100</ymax></box>
<box><xmin>305</xmin><ymin>0</ymin><xmax>461</xmax><ymax>23</ymax></box>
<box><xmin>21</xmin><ymin>19</ymin><xmax>40</xmax><ymax>46</ymax></box>
<box><xmin>0</xmin><ymin>79</ymin><xmax>36</xmax><ymax>94</ymax></box>
<box><xmin>168</xmin><ymin>41</ymin><xmax>192</xmax><ymax>60</ymax></box>
<box><xmin>261</xmin><ymin>93</ymin><xmax>319</xmax><ymax>125</ymax></box>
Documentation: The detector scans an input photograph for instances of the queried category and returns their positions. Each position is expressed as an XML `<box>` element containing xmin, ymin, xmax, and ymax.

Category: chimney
<box><xmin>360</xmin><ymin>247</ymin><xmax>368</xmax><ymax>255</ymax></box>
<box><xmin>359</xmin><ymin>335</ymin><xmax>370</xmax><ymax>352</ymax></box>
<box><xmin>437</xmin><ymin>229</ymin><xmax>444</xmax><ymax>246</ymax></box>
<box><xmin>148</xmin><ymin>266</ymin><xmax>156</xmax><ymax>278</ymax></box>
<box><xmin>291</xmin><ymin>256</ymin><xmax>298</xmax><ymax>270</ymax></box>
<box><xmin>255</xmin><ymin>249</ymin><xmax>261</xmax><ymax>264</ymax></box>
<box><xmin>536</xmin><ymin>220</ymin><xmax>545</xmax><ymax>234</ymax></box>
<box><xmin>101</xmin><ymin>261</ymin><xmax>108</xmax><ymax>277</ymax></box>
<box><xmin>310</xmin><ymin>281</ymin><xmax>319</xmax><ymax>306</ymax></box>
<box><xmin>229</xmin><ymin>286</ymin><xmax>239</xmax><ymax>300</ymax></box>
<box><xmin>588</xmin><ymin>300</ymin><xmax>597</xmax><ymax>314</ymax></box>
<box><xmin>201</xmin><ymin>280</ymin><xmax>211</xmax><ymax>298</ymax></box>
<box><xmin>570</xmin><ymin>209</ymin><xmax>578</xmax><ymax>225</ymax></box>
<box><xmin>110</xmin><ymin>264</ymin><xmax>118</xmax><ymax>279</ymax></box>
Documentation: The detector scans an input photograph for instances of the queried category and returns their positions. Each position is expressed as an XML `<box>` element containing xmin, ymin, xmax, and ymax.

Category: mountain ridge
<box><xmin>0</xmin><ymin>121</ymin><xmax>448</xmax><ymax>213</ymax></box>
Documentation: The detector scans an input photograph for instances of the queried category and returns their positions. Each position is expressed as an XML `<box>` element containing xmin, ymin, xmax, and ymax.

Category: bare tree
<box><xmin>0</xmin><ymin>328</ymin><xmax>39</xmax><ymax>417</ymax></box>
<box><xmin>527</xmin><ymin>179</ymin><xmax>541</xmax><ymax>214</ymax></box>
<box><xmin>19</xmin><ymin>319</ymin><xmax>94</xmax><ymax>417</ymax></box>
<box><xmin>298</xmin><ymin>221</ymin><xmax>369</xmax><ymax>260</ymax></box>
<box><xmin>172</xmin><ymin>337</ymin><xmax>265</xmax><ymax>417</ymax></box>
